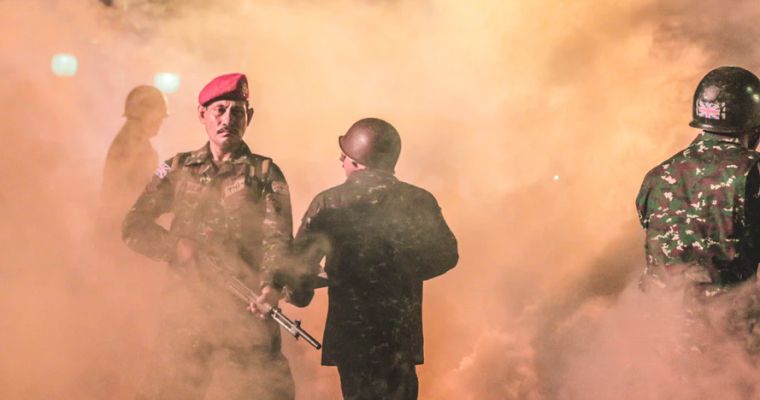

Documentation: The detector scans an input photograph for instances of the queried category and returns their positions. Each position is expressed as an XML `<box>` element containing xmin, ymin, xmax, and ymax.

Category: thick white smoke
<box><xmin>3</xmin><ymin>0</ymin><xmax>760</xmax><ymax>399</ymax></box>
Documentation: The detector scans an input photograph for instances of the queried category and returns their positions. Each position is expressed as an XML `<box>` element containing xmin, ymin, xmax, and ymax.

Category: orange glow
<box><xmin>3</xmin><ymin>0</ymin><xmax>760</xmax><ymax>399</ymax></box>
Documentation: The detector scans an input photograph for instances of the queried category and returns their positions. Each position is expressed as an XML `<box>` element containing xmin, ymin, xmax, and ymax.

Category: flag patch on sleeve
<box><xmin>155</xmin><ymin>162</ymin><xmax>171</xmax><ymax>179</ymax></box>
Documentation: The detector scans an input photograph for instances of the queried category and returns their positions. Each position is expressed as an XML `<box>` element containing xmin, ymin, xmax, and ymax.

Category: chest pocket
<box><xmin>222</xmin><ymin>175</ymin><xmax>258</xmax><ymax>207</ymax></box>
<box><xmin>221</xmin><ymin>161</ymin><xmax>269</xmax><ymax>209</ymax></box>
<box><xmin>174</xmin><ymin>176</ymin><xmax>208</xmax><ymax>213</ymax></box>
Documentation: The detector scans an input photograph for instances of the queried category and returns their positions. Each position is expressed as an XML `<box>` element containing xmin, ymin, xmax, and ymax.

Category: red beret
<box><xmin>198</xmin><ymin>73</ymin><xmax>249</xmax><ymax>106</ymax></box>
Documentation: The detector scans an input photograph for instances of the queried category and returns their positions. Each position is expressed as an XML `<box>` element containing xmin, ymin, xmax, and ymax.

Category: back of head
<box><xmin>124</xmin><ymin>85</ymin><xmax>169</xmax><ymax>120</ymax></box>
<box><xmin>339</xmin><ymin>118</ymin><xmax>402</xmax><ymax>172</ymax></box>
<box><xmin>690</xmin><ymin>66</ymin><xmax>760</xmax><ymax>135</ymax></box>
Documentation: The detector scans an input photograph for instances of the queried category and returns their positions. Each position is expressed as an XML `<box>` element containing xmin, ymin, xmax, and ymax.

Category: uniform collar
<box><xmin>694</xmin><ymin>131</ymin><xmax>743</xmax><ymax>146</ymax></box>
<box><xmin>184</xmin><ymin>141</ymin><xmax>253</xmax><ymax>166</ymax></box>
<box><xmin>346</xmin><ymin>168</ymin><xmax>397</xmax><ymax>185</ymax></box>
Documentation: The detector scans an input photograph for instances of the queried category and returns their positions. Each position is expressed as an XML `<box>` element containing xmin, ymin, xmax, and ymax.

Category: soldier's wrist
<box><xmin>260</xmin><ymin>278</ymin><xmax>285</xmax><ymax>292</ymax></box>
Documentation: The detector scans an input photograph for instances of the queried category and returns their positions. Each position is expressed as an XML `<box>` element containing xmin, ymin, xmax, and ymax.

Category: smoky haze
<box><xmin>3</xmin><ymin>0</ymin><xmax>760</xmax><ymax>399</ymax></box>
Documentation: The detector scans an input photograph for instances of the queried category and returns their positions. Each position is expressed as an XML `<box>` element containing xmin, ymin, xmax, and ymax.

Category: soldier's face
<box><xmin>198</xmin><ymin>100</ymin><xmax>253</xmax><ymax>151</ymax></box>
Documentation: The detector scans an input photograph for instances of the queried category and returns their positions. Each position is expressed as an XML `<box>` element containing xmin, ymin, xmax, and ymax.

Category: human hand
<box><xmin>174</xmin><ymin>238</ymin><xmax>196</xmax><ymax>266</ymax></box>
<box><xmin>248</xmin><ymin>285</ymin><xmax>283</xmax><ymax>319</ymax></box>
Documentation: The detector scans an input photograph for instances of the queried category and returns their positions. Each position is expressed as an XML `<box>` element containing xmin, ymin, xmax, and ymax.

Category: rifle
<box><xmin>203</xmin><ymin>252</ymin><xmax>322</xmax><ymax>350</ymax></box>
<box><xmin>226</xmin><ymin>275</ymin><xmax>322</xmax><ymax>350</ymax></box>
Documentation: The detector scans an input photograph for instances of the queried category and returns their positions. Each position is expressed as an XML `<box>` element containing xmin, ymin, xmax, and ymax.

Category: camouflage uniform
<box><xmin>123</xmin><ymin>141</ymin><xmax>295</xmax><ymax>400</ymax></box>
<box><xmin>636</xmin><ymin>131</ymin><xmax>760</xmax><ymax>290</ymax></box>
<box><xmin>294</xmin><ymin>169</ymin><xmax>458</xmax><ymax>400</ymax></box>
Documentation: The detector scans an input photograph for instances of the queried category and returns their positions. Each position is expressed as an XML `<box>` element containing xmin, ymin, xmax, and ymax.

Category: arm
<box><xmin>121</xmin><ymin>158</ymin><xmax>177</xmax><ymax>262</ymax></box>
<box><xmin>258</xmin><ymin>163</ymin><xmax>300</xmax><ymax>300</ymax></box>
<box><xmin>635</xmin><ymin>173</ymin><xmax>652</xmax><ymax>229</ymax></box>
<box><xmin>287</xmin><ymin>195</ymin><xmax>331</xmax><ymax>306</ymax></box>
<box><xmin>401</xmin><ymin>191</ymin><xmax>459</xmax><ymax>281</ymax></box>
<box><xmin>745</xmin><ymin>161</ymin><xmax>760</xmax><ymax>264</ymax></box>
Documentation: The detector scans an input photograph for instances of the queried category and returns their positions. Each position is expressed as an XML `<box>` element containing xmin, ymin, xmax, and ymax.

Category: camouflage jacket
<box><xmin>293</xmin><ymin>169</ymin><xmax>459</xmax><ymax>366</ymax></box>
<box><xmin>636</xmin><ymin>131</ymin><xmax>760</xmax><ymax>286</ymax></box>
<box><xmin>122</xmin><ymin>141</ymin><xmax>293</xmax><ymax>288</ymax></box>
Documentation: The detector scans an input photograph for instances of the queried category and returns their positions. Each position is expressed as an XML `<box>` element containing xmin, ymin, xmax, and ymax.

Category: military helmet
<box><xmin>124</xmin><ymin>85</ymin><xmax>169</xmax><ymax>119</ymax></box>
<box><xmin>689</xmin><ymin>66</ymin><xmax>760</xmax><ymax>134</ymax></box>
<box><xmin>339</xmin><ymin>118</ymin><xmax>401</xmax><ymax>172</ymax></box>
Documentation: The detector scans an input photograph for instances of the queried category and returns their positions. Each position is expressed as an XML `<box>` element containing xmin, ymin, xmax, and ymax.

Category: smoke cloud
<box><xmin>3</xmin><ymin>0</ymin><xmax>760</xmax><ymax>398</ymax></box>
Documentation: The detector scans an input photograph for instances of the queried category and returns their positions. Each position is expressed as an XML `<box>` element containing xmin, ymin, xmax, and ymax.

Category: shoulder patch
<box><xmin>155</xmin><ymin>162</ymin><xmax>171</xmax><ymax>179</ymax></box>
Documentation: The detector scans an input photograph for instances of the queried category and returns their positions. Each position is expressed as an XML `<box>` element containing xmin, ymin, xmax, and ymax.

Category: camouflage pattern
<box><xmin>293</xmin><ymin>169</ymin><xmax>458</xmax><ymax>368</ymax></box>
<box><xmin>123</xmin><ymin>141</ymin><xmax>295</xmax><ymax>400</ymax></box>
<box><xmin>636</xmin><ymin>131</ymin><xmax>760</xmax><ymax>287</ymax></box>
<box><xmin>123</xmin><ymin>141</ymin><xmax>293</xmax><ymax>287</ymax></box>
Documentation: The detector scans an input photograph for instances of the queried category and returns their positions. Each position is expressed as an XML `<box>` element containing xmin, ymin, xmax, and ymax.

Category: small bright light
<box><xmin>154</xmin><ymin>72</ymin><xmax>181</xmax><ymax>93</ymax></box>
<box><xmin>51</xmin><ymin>53</ymin><xmax>78</xmax><ymax>77</ymax></box>
<box><xmin>553</xmin><ymin>175</ymin><xmax>560</xmax><ymax>181</ymax></box>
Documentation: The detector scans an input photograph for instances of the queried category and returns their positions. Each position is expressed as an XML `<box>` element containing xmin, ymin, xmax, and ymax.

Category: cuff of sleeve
<box><xmin>260</xmin><ymin>271</ymin><xmax>286</xmax><ymax>291</ymax></box>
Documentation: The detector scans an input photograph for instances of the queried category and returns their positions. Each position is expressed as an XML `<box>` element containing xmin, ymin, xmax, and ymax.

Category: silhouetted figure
<box><xmin>100</xmin><ymin>85</ymin><xmax>168</xmax><ymax>233</ymax></box>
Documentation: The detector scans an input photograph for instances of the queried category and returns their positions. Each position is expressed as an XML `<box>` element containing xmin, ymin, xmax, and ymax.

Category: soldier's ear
<box><xmin>197</xmin><ymin>105</ymin><xmax>206</xmax><ymax>123</ymax></box>
<box><xmin>246</xmin><ymin>107</ymin><xmax>254</xmax><ymax>126</ymax></box>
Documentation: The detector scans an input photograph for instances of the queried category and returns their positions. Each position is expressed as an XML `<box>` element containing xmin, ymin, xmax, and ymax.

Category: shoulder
<box><xmin>246</xmin><ymin>152</ymin><xmax>286</xmax><ymax>178</ymax></box>
<box><xmin>310</xmin><ymin>183</ymin><xmax>346</xmax><ymax>206</ymax></box>
<box><xmin>242</xmin><ymin>153</ymin><xmax>293</xmax><ymax>198</ymax></box>
<box><xmin>104</xmin><ymin>129</ymin><xmax>133</xmax><ymax>158</ymax></box>
<box><xmin>395</xmin><ymin>180</ymin><xmax>440</xmax><ymax>206</ymax></box>
<box><xmin>151</xmin><ymin>151</ymin><xmax>192</xmax><ymax>180</ymax></box>
<box><xmin>248</xmin><ymin>152</ymin><xmax>273</xmax><ymax>164</ymax></box>
<box><xmin>642</xmin><ymin>163</ymin><xmax>665</xmax><ymax>183</ymax></box>
<box><xmin>109</xmin><ymin>128</ymin><xmax>131</xmax><ymax>147</ymax></box>
<box><xmin>641</xmin><ymin>149</ymin><xmax>686</xmax><ymax>185</ymax></box>
<box><xmin>302</xmin><ymin>183</ymin><xmax>349</xmax><ymax>219</ymax></box>
<box><xmin>739</xmin><ymin>148</ymin><xmax>760</xmax><ymax>162</ymax></box>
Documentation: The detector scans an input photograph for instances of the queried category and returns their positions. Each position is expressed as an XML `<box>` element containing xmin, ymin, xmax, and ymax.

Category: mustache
<box><xmin>217</xmin><ymin>126</ymin><xmax>236</xmax><ymax>134</ymax></box>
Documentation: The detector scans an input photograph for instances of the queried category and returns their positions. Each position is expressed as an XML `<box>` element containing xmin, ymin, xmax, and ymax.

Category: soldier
<box><xmin>636</xmin><ymin>66</ymin><xmax>760</xmax><ymax>296</ymax></box>
<box><xmin>100</xmin><ymin>85</ymin><xmax>168</xmax><ymax>233</ymax></box>
<box><xmin>290</xmin><ymin>118</ymin><xmax>459</xmax><ymax>400</ymax></box>
<box><xmin>122</xmin><ymin>73</ymin><xmax>303</xmax><ymax>400</ymax></box>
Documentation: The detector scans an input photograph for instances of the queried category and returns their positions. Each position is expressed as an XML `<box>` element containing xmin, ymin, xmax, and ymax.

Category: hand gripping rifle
<box><xmin>225</xmin><ymin>275</ymin><xmax>322</xmax><ymax>350</ymax></box>
<box><xmin>201</xmin><ymin>252</ymin><xmax>322</xmax><ymax>350</ymax></box>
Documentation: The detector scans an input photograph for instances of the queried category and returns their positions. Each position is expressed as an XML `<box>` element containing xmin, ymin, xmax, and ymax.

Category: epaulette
<box><xmin>247</xmin><ymin>154</ymin><xmax>273</xmax><ymax>182</ymax></box>
<box><xmin>155</xmin><ymin>152</ymin><xmax>190</xmax><ymax>179</ymax></box>
<box><xmin>258</xmin><ymin>158</ymin><xmax>271</xmax><ymax>181</ymax></box>
<box><xmin>172</xmin><ymin>152</ymin><xmax>192</xmax><ymax>169</ymax></box>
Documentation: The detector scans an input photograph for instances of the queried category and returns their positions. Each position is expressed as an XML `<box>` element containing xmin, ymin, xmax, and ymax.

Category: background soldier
<box><xmin>122</xmin><ymin>73</ymin><xmax>301</xmax><ymax>400</ymax></box>
<box><xmin>291</xmin><ymin>118</ymin><xmax>459</xmax><ymax>400</ymax></box>
<box><xmin>100</xmin><ymin>85</ymin><xmax>168</xmax><ymax>234</ymax></box>
<box><xmin>636</xmin><ymin>66</ymin><xmax>760</xmax><ymax>295</ymax></box>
